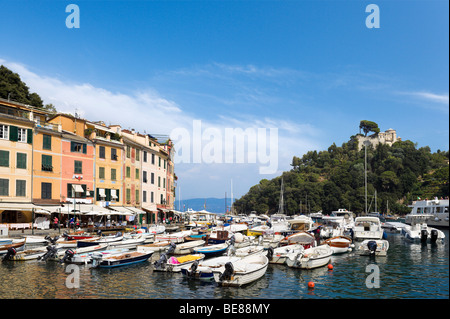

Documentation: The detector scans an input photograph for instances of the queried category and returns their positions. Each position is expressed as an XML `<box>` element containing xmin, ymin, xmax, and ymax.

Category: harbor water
<box><xmin>0</xmin><ymin>230</ymin><xmax>448</xmax><ymax>300</ymax></box>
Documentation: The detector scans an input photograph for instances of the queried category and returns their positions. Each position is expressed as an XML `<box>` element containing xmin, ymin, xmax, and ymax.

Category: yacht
<box><xmin>352</xmin><ymin>216</ymin><xmax>385</xmax><ymax>241</ymax></box>
<box><xmin>406</xmin><ymin>199</ymin><xmax>449</xmax><ymax>228</ymax></box>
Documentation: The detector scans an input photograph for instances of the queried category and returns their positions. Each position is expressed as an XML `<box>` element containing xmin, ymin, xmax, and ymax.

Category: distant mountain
<box><xmin>176</xmin><ymin>197</ymin><xmax>233</xmax><ymax>214</ymax></box>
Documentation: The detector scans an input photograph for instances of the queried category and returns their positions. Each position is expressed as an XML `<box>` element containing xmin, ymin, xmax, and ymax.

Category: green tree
<box><xmin>359</xmin><ymin>120</ymin><xmax>380</xmax><ymax>136</ymax></box>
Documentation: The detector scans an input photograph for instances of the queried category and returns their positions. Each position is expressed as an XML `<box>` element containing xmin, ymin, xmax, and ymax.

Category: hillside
<box><xmin>234</xmin><ymin>135</ymin><xmax>449</xmax><ymax>216</ymax></box>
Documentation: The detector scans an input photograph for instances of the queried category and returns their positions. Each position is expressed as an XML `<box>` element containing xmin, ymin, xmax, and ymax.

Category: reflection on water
<box><xmin>1</xmin><ymin>230</ymin><xmax>448</xmax><ymax>299</ymax></box>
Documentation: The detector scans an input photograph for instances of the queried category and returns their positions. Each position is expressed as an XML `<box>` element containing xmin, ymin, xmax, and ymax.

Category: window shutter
<box><xmin>0</xmin><ymin>150</ymin><xmax>9</xmax><ymax>167</ymax></box>
<box><xmin>27</xmin><ymin>129</ymin><xmax>33</xmax><ymax>144</ymax></box>
<box><xmin>82</xmin><ymin>143</ymin><xmax>87</xmax><ymax>154</ymax></box>
<box><xmin>81</xmin><ymin>185</ymin><xmax>87</xmax><ymax>198</ymax></box>
<box><xmin>67</xmin><ymin>183</ymin><xmax>73</xmax><ymax>198</ymax></box>
<box><xmin>105</xmin><ymin>188</ymin><xmax>111</xmax><ymax>202</ymax></box>
<box><xmin>9</xmin><ymin>125</ymin><xmax>18</xmax><ymax>142</ymax></box>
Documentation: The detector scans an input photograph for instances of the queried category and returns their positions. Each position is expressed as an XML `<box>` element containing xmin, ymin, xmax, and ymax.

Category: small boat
<box><xmin>56</xmin><ymin>236</ymin><xmax>101</xmax><ymax>248</ymax></box>
<box><xmin>230</xmin><ymin>245</ymin><xmax>266</xmax><ymax>258</ymax></box>
<box><xmin>356</xmin><ymin>240</ymin><xmax>389</xmax><ymax>256</ymax></box>
<box><xmin>91</xmin><ymin>251</ymin><xmax>154</xmax><ymax>268</ymax></box>
<box><xmin>107</xmin><ymin>235</ymin><xmax>146</xmax><ymax>249</ymax></box>
<box><xmin>261</xmin><ymin>234</ymin><xmax>284</xmax><ymax>248</ymax></box>
<box><xmin>146</xmin><ymin>224</ymin><xmax>166</xmax><ymax>235</ymax></box>
<box><xmin>212</xmin><ymin>254</ymin><xmax>269</xmax><ymax>287</ymax></box>
<box><xmin>153</xmin><ymin>253</ymin><xmax>205</xmax><ymax>272</ymax></box>
<box><xmin>2</xmin><ymin>247</ymin><xmax>47</xmax><ymax>261</ymax></box>
<box><xmin>58</xmin><ymin>243</ymin><xmax>109</xmax><ymax>260</ymax></box>
<box><xmin>323</xmin><ymin>236</ymin><xmax>353</xmax><ymax>254</ymax></box>
<box><xmin>181</xmin><ymin>256</ymin><xmax>242</xmax><ymax>281</ymax></box>
<box><xmin>0</xmin><ymin>239</ymin><xmax>26</xmax><ymax>255</ymax></box>
<box><xmin>171</xmin><ymin>240</ymin><xmax>205</xmax><ymax>255</ymax></box>
<box><xmin>286</xmin><ymin>244</ymin><xmax>332</xmax><ymax>269</ymax></box>
<box><xmin>137</xmin><ymin>241</ymin><xmax>172</xmax><ymax>253</ymax></box>
<box><xmin>62</xmin><ymin>248</ymin><xmax>130</xmax><ymax>264</ymax></box>
<box><xmin>266</xmin><ymin>244</ymin><xmax>304</xmax><ymax>264</ymax></box>
<box><xmin>353</xmin><ymin>217</ymin><xmax>385</xmax><ymax>241</ymax></box>
<box><xmin>193</xmin><ymin>242</ymin><xmax>229</xmax><ymax>258</ymax></box>
<box><xmin>63</xmin><ymin>232</ymin><xmax>95</xmax><ymax>241</ymax></box>
<box><xmin>21</xmin><ymin>235</ymin><xmax>48</xmax><ymax>246</ymax></box>
<box><xmin>77</xmin><ymin>233</ymin><xmax>123</xmax><ymax>248</ymax></box>
<box><xmin>280</xmin><ymin>231</ymin><xmax>316</xmax><ymax>248</ymax></box>
<box><xmin>155</xmin><ymin>230</ymin><xmax>191</xmax><ymax>243</ymax></box>
<box><xmin>208</xmin><ymin>229</ymin><xmax>233</xmax><ymax>244</ymax></box>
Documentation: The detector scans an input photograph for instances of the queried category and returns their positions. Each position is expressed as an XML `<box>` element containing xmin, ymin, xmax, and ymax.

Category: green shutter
<box><xmin>43</xmin><ymin>134</ymin><xmax>51</xmax><ymax>150</ymax></box>
<box><xmin>81</xmin><ymin>185</ymin><xmax>87</xmax><ymax>198</ymax></box>
<box><xmin>0</xmin><ymin>150</ymin><xmax>9</xmax><ymax>167</ymax></box>
<box><xmin>82</xmin><ymin>143</ymin><xmax>87</xmax><ymax>154</ymax></box>
<box><xmin>27</xmin><ymin>129</ymin><xmax>33</xmax><ymax>144</ymax></box>
<box><xmin>105</xmin><ymin>188</ymin><xmax>111</xmax><ymax>202</ymax></box>
<box><xmin>67</xmin><ymin>183</ymin><xmax>73</xmax><ymax>198</ymax></box>
<box><xmin>17</xmin><ymin>153</ymin><xmax>27</xmax><ymax>169</ymax></box>
<box><xmin>9</xmin><ymin>125</ymin><xmax>18</xmax><ymax>142</ymax></box>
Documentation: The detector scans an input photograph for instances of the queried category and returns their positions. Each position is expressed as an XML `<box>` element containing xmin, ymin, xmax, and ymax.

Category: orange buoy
<box><xmin>328</xmin><ymin>264</ymin><xmax>333</xmax><ymax>270</ymax></box>
<box><xmin>307</xmin><ymin>281</ymin><xmax>315</xmax><ymax>289</ymax></box>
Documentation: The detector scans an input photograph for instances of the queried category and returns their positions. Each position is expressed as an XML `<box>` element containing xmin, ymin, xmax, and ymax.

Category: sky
<box><xmin>0</xmin><ymin>0</ymin><xmax>448</xmax><ymax>201</ymax></box>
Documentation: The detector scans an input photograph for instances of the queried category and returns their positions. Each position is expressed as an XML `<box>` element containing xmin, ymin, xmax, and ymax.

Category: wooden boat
<box><xmin>356</xmin><ymin>240</ymin><xmax>389</xmax><ymax>256</ymax></box>
<box><xmin>153</xmin><ymin>253</ymin><xmax>205</xmax><ymax>272</ymax></box>
<box><xmin>2</xmin><ymin>247</ymin><xmax>47</xmax><ymax>261</ymax></box>
<box><xmin>208</xmin><ymin>229</ymin><xmax>233</xmax><ymax>244</ymax></box>
<box><xmin>266</xmin><ymin>244</ymin><xmax>304</xmax><ymax>264</ymax></box>
<box><xmin>323</xmin><ymin>236</ymin><xmax>353</xmax><ymax>254</ymax></box>
<box><xmin>56</xmin><ymin>236</ymin><xmax>101</xmax><ymax>248</ymax></box>
<box><xmin>137</xmin><ymin>241</ymin><xmax>172</xmax><ymax>253</ymax></box>
<box><xmin>280</xmin><ymin>231</ymin><xmax>315</xmax><ymax>248</ymax></box>
<box><xmin>172</xmin><ymin>240</ymin><xmax>205</xmax><ymax>255</ymax></box>
<box><xmin>181</xmin><ymin>256</ymin><xmax>241</xmax><ymax>281</ymax></box>
<box><xmin>0</xmin><ymin>239</ymin><xmax>26</xmax><ymax>255</ymax></box>
<box><xmin>91</xmin><ymin>251</ymin><xmax>154</xmax><ymax>268</ymax></box>
<box><xmin>62</xmin><ymin>248</ymin><xmax>130</xmax><ymax>264</ymax></box>
<box><xmin>155</xmin><ymin>230</ymin><xmax>191</xmax><ymax>243</ymax></box>
<box><xmin>77</xmin><ymin>234</ymin><xmax>123</xmax><ymax>248</ymax></box>
<box><xmin>286</xmin><ymin>244</ymin><xmax>332</xmax><ymax>269</ymax></box>
<box><xmin>193</xmin><ymin>242</ymin><xmax>229</xmax><ymax>257</ymax></box>
<box><xmin>212</xmin><ymin>254</ymin><xmax>269</xmax><ymax>287</ymax></box>
<box><xmin>107</xmin><ymin>235</ymin><xmax>146</xmax><ymax>249</ymax></box>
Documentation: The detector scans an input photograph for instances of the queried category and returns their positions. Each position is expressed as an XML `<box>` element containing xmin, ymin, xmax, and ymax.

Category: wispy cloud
<box><xmin>396</xmin><ymin>90</ymin><xmax>449</xmax><ymax>113</ymax></box>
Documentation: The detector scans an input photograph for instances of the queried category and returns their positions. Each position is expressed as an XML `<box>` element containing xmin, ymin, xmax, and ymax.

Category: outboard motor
<box><xmin>154</xmin><ymin>253</ymin><xmax>168</xmax><ymax>270</ymax></box>
<box><xmin>45</xmin><ymin>235</ymin><xmax>59</xmax><ymax>245</ymax></box>
<box><xmin>39</xmin><ymin>245</ymin><xmax>59</xmax><ymax>261</ymax></box>
<box><xmin>229</xmin><ymin>235</ymin><xmax>235</xmax><ymax>246</ymax></box>
<box><xmin>420</xmin><ymin>229</ymin><xmax>428</xmax><ymax>243</ymax></box>
<box><xmin>166</xmin><ymin>242</ymin><xmax>177</xmax><ymax>255</ymax></box>
<box><xmin>367</xmin><ymin>241</ymin><xmax>378</xmax><ymax>256</ymax></box>
<box><xmin>97</xmin><ymin>229</ymin><xmax>103</xmax><ymax>237</ymax></box>
<box><xmin>188</xmin><ymin>260</ymin><xmax>199</xmax><ymax>277</ymax></box>
<box><xmin>219</xmin><ymin>262</ymin><xmax>234</xmax><ymax>281</ymax></box>
<box><xmin>91</xmin><ymin>252</ymin><xmax>103</xmax><ymax>268</ymax></box>
<box><xmin>267</xmin><ymin>246</ymin><xmax>274</xmax><ymax>261</ymax></box>
<box><xmin>2</xmin><ymin>247</ymin><xmax>17</xmax><ymax>261</ymax></box>
<box><xmin>430</xmin><ymin>229</ymin><xmax>438</xmax><ymax>243</ymax></box>
<box><xmin>61</xmin><ymin>249</ymin><xmax>75</xmax><ymax>263</ymax></box>
<box><xmin>266</xmin><ymin>221</ymin><xmax>272</xmax><ymax>229</ymax></box>
<box><xmin>116</xmin><ymin>231</ymin><xmax>122</xmax><ymax>237</ymax></box>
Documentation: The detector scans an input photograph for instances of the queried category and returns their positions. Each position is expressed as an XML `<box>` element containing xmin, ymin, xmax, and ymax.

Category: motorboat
<box><xmin>58</xmin><ymin>243</ymin><xmax>109</xmax><ymax>259</ymax></box>
<box><xmin>260</xmin><ymin>233</ymin><xmax>284</xmax><ymax>249</ymax></box>
<box><xmin>212</xmin><ymin>254</ymin><xmax>269</xmax><ymax>287</ymax></box>
<box><xmin>285</xmin><ymin>216</ymin><xmax>315</xmax><ymax>235</ymax></box>
<box><xmin>229</xmin><ymin>233</ymin><xmax>254</xmax><ymax>248</ymax></box>
<box><xmin>91</xmin><ymin>251</ymin><xmax>153</xmax><ymax>268</ymax></box>
<box><xmin>146</xmin><ymin>224</ymin><xmax>166</xmax><ymax>235</ymax></box>
<box><xmin>137</xmin><ymin>241</ymin><xmax>172</xmax><ymax>253</ymax></box>
<box><xmin>207</xmin><ymin>229</ymin><xmax>233</xmax><ymax>244</ymax></box>
<box><xmin>0</xmin><ymin>238</ymin><xmax>26</xmax><ymax>254</ymax></box>
<box><xmin>286</xmin><ymin>244</ymin><xmax>332</xmax><ymax>269</ymax></box>
<box><xmin>155</xmin><ymin>230</ymin><xmax>192</xmax><ymax>243</ymax></box>
<box><xmin>321</xmin><ymin>209</ymin><xmax>355</xmax><ymax>238</ymax></box>
<box><xmin>356</xmin><ymin>240</ymin><xmax>389</xmax><ymax>256</ymax></box>
<box><xmin>77</xmin><ymin>233</ymin><xmax>123</xmax><ymax>248</ymax></box>
<box><xmin>352</xmin><ymin>217</ymin><xmax>385</xmax><ymax>241</ymax></box>
<box><xmin>2</xmin><ymin>247</ymin><xmax>47</xmax><ymax>261</ymax></box>
<box><xmin>193</xmin><ymin>242</ymin><xmax>229</xmax><ymax>258</ymax></box>
<box><xmin>266</xmin><ymin>244</ymin><xmax>304</xmax><ymax>264</ymax></box>
<box><xmin>280</xmin><ymin>231</ymin><xmax>316</xmax><ymax>248</ymax></box>
<box><xmin>322</xmin><ymin>236</ymin><xmax>353</xmax><ymax>254</ymax></box>
<box><xmin>406</xmin><ymin>198</ymin><xmax>449</xmax><ymax>228</ymax></box>
<box><xmin>180</xmin><ymin>256</ymin><xmax>241</xmax><ymax>281</ymax></box>
<box><xmin>171</xmin><ymin>240</ymin><xmax>205</xmax><ymax>255</ymax></box>
<box><xmin>153</xmin><ymin>253</ymin><xmax>205</xmax><ymax>272</ymax></box>
<box><xmin>106</xmin><ymin>235</ymin><xmax>146</xmax><ymax>249</ymax></box>
<box><xmin>21</xmin><ymin>235</ymin><xmax>48</xmax><ymax>246</ymax></box>
<box><xmin>229</xmin><ymin>245</ymin><xmax>266</xmax><ymax>258</ymax></box>
<box><xmin>401</xmin><ymin>214</ymin><xmax>445</xmax><ymax>244</ymax></box>
<box><xmin>61</xmin><ymin>247</ymin><xmax>130</xmax><ymax>264</ymax></box>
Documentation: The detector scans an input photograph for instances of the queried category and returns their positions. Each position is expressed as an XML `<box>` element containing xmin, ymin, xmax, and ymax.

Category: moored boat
<box><xmin>137</xmin><ymin>241</ymin><xmax>172</xmax><ymax>253</ymax></box>
<box><xmin>323</xmin><ymin>236</ymin><xmax>353</xmax><ymax>254</ymax></box>
<box><xmin>2</xmin><ymin>247</ymin><xmax>47</xmax><ymax>261</ymax></box>
<box><xmin>153</xmin><ymin>253</ymin><xmax>205</xmax><ymax>272</ymax></box>
<box><xmin>286</xmin><ymin>244</ymin><xmax>332</xmax><ymax>269</ymax></box>
<box><xmin>266</xmin><ymin>244</ymin><xmax>304</xmax><ymax>264</ymax></box>
<box><xmin>171</xmin><ymin>240</ymin><xmax>206</xmax><ymax>255</ymax></box>
<box><xmin>0</xmin><ymin>238</ymin><xmax>26</xmax><ymax>255</ymax></box>
<box><xmin>193</xmin><ymin>242</ymin><xmax>229</xmax><ymax>258</ymax></box>
<box><xmin>356</xmin><ymin>240</ymin><xmax>389</xmax><ymax>256</ymax></box>
<box><xmin>91</xmin><ymin>251</ymin><xmax>153</xmax><ymax>268</ymax></box>
<box><xmin>180</xmin><ymin>256</ymin><xmax>241</xmax><ymax>281</ymax></box>
<box><xmin>280</xmin><ymin>231</ymin><xmax>315</xmax><ymax>248</ymax></box>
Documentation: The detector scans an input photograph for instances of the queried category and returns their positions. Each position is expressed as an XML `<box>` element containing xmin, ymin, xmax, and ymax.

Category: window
<box><xmin>0</xmin><ymin>179</ymin><xmax>9</xmax><ymax>196</ymax></box>
<box><xmin>0</xmin><ymin>150</ymin><xmax>9</xmax><ymax>167</ymax></box>
<box><xmin>158</xmin><ymin>176</ymin><xmax>161</xmax><ymax>187</ymax></box>
<box><xmin>163</xmin><ymin>178</ymin><xmax>166</xmax><ymax>189</ymax></box>
<box><xmin>151</xmin><ymin>191</ymin><xmax>154</xmax><ymax>203</ymax></box>
<box><xmin>158</xmin><ymin>157</ymin><xmax>161</xmax><ymax>167</ymax></box>
<box><xmin>135</xmin><ymin>168</ymin><xmax>139</xmax><ymax>179</ymax></box>
<box><xmin>136</xmin><ymin>190</ymin><xmax>139</xmax><ymax>203</ymax></box>
<box><xmin>151</xmin><ymin>154</ymin><xmax>155</xmax><ymax>164</ymax></box>
<box><xmin>74</xmin><ymin>160</ymin><xmax>82</xmax><ymax>174</ymax></box>
<box><xmin>41</xmin><ymin>155</ymin><xmax>53</xmax><ymax>171</ymax></box>
<box><xmin>143</xmin><ymin>151</ymin><xmax>147</xmax><ymax>162</ymax></box>
<box><xmin>0</xmin><ymin>125</ymin><xmax>9</xmax><ymax>140</ymax></box>
<box><xmin>41</xmin><ymin>182</ymin><xmax>52</xmax><ymax>199</ymax></box>
<box><xmin>71</xmin><ymin>141</ymin><xmax>86</xmax><ymax>153</ymax></box>
<box><xmin>111</xmin><ymin>148</ymin><xmax>118</xmax><ymax>161</ymax></box>
<box><xmin>126</xmin><ymin>145</ymin><xmax>131</xmax><ymax>158</ymax></box>
<box><xmin>126</xmin><ymin>166</ymin><xmax>131</xmax><ymax>178</ymax></box>
<box><xmin>143</xmin><ymin>171</ymin><xmax>147</xmax><ymax>183</ymax></box>
<box><xmin>143</xmin><ymin>191</ymin><xmax>147</xmax><ymax>203</ymax></box>
<box><xmin>43</xmin><ymin>134</ymin><xmax>51</xmax><ymax>150</ymax></box>
<box><xmin>164</xmin><ymin>159</ymin><xmax>166</xmax><ymax>169</ymax></box>
<box><xmin>99</xmin><ymin>146</ymin><xmax>105</xmax><ymax>159</ymax></box>
<box><xmin>17</xmin><ymin>153</ymin><xmax>27</xmax><ymax>169</ymax></box>
<box><xmin>17</xmin><ymin>128</ymin><xmax>27</xmax><ymax>142</ymax></box>
<box><xmin>99</xmin><ymin>167</ymin><xmax>105</xmax><ymax>179</ymax></box>
<box><xmin>16</xmin><ymin>180</ymin><xmax>26</xmax><ymax>197</ymax></box>
<box><xmin>126</xmin><ymin>188</ymin><xmax>131</xmax><ymax>202</ymax></box>
<box><xmin>160</xmin><ymin>194</ymin><xmax>164</xmax><ymax>204</ymax></box>
<box><xmin>151</xmin><ymin>172</ymin><xmax>154</xmax><ymax>184</ymax></box>
<box><xmin>136</xmin><ymin>149</ymin><xmax>140</xmax><ymax>161</ymax></box>
<box><xmin>111</xmin><ymin>168</ymin><xmax>116</xmax><ymax>181</ymax></box>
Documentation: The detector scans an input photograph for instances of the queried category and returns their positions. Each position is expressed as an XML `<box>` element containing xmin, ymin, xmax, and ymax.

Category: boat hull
<box><xmin>212</xmin><ymin>255</ymin><xmax>269</xmax><ymax>287</ymax></box>
<box><xmin>96</xmin><ymin>252</ymin><xmax>153</xmax><ymax>268</ymax></box>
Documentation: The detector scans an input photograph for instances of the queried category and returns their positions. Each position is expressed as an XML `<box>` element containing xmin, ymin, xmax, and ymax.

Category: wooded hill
<box><xmin>234</xmin><ymin>135</ymin><xmax>449</xmax><ymax>216</ymax></box>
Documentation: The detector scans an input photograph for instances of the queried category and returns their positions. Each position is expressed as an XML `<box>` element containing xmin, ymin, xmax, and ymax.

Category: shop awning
<box><xmin>0</xmin><ymin>202</ymin><xmax>36</xmax><ymax>212</ymax></box>
<box><xmin>107</xmin><ymin>206</ymin><xmax>134</xmax><ymax>216</ymax></box>
<box><xmin>72</xmin><ymin>184</ymin><xmax>84</xmax><ymax>193</ymax></box>
<box><xmin>125</xmin><ymin>207</ymin><xmax>146</xmax><ymax>215</ymax></box>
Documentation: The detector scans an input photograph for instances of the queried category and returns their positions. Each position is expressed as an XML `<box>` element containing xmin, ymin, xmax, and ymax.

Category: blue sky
<box><xmin>0</xmin><ymin>0</ymin><xmax>448</xmax><ymax>202</ymax></box>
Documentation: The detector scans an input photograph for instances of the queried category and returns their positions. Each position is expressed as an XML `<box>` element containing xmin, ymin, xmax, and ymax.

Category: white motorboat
<box><xmin>356</xmin><ymin>240</ymin><xmax>389</xmax><ymax>256</ymax></box>
<box><xmin>180</xmin><ymin>256</ymin><xmax>242</xmax><ymax>281</ymax></box>
<box><xmin>280</xmin><ymin>231</ymin><xmax>316</xmax><ymax>248</ymax></box>
<box><xmin>212</xmin><ymin>254</ymin><xmax>269</xmax><ymax>287</ymax></box>
<box><xmin>267</xmin><ymin>244</ymin><xmax>304</xmax><ymax>264</ymax></box>
<box><xmin>352</xmin><ymin>217</ymin><xmax>385</xmax><ymax>241</ymax></box>
<box><xmin>230</xmin><ymin>245</ymin><xmax>266</xmax><ymax>258</ymax></box>
<box><xmin>321</xmin><ymin>209</ymin><xmax>355</xmax><ymax>237</ymax></box>
<box><xmin>401</xmin><ymin>214</ymin><xmax>445</xmax><ymax>244</ymax></box>
<box><xmin>107</xmin><ymin>235</ymin><xmax>146</xmax><ymax>249</ymax></box>
<box><xmin>406</xmin><ymin>199</ymin><xmax>449</xmax><ymax>228</ymax></box>
<box><xmin>323</xmin><ymin>236</ymin><xmax>353</xmax><ymax>254</ymax></box>
<box><xmin>285</xmin><ymin>215</ymin><xmax>315</xmax><ymax>234</ymax></box>
<box><xmin>2</xmin><ymin>247</ymin><xmax>47</xmax><ymax>261</ymax></box>
<box><xmin>286</xmin><ymin>244</ymin><xmax>332</xmax><ymax>269</ymax></box>
<box><xmin>153</xmin><ymin>253</ymin><xmax>205</xmax><ymax>272</ymax></box>
<box><xmin>146</xmin><ymin>224</ymin><xmax>166</xmax><ymax>235</ymax></box>
<box><xmin>171</xmin><ymin>240</ymin><xmax>205</xmax><ymax>255</ymax></box>
<box><xmin>155</xmin><ymin>230</ymin><xmax>191</xmax><ymax>243</ymax></box>
<box><xmin>137</xmin><ymin>241</ymin><xmax>172</xmax><ymax>253</ymax></box>
<box><xmin>230</xmin><ymin>232</ymin><xmax>254</xmax><ymax>248</ymax></box>
<box><xmin>21</xmin><ymin>235</ymin><xmax>48</xmax><ymax>246</ymax></box>
<box><xmin>63</xmin><ymin>248</ymin><xmax>130</xmax><ymax>264</ymax></box>
<box><xmin>58</xmin><ymin>243</ymin><xmax>109</xmax><ymax>258</ymax></box>
<box><xmin>261</xmin><ymin>233</ymin><xmax>284</xmax><ymax>249</ymax></box>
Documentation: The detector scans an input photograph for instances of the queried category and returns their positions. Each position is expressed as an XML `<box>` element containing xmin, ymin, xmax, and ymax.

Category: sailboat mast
<box><xmin>279</xmin><ymin>178</ymin><xmax>284</xmax><ymax>215</ymax></box>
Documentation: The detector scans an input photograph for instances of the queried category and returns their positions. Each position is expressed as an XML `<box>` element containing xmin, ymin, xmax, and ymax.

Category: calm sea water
<box><xmin>0</xmin><ymin>230</ymin><xmax>448</xmax><ymax>300</ymax></box>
